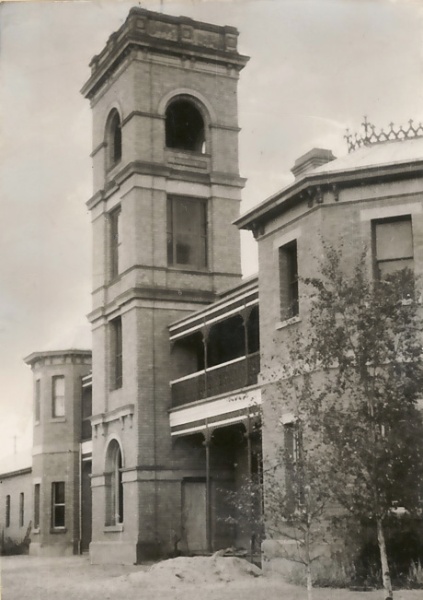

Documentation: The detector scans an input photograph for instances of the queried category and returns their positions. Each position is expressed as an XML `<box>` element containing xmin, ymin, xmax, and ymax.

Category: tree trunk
<box><xmin>306</xmin><ymin>562</ymin><xmax>313</xmax><ymax>600</ymax></box>
<box><xmin>304</xmin><ymin>525</ymin><xmax>313</xmax><ymax>600</ymax></box>
<box><xmin>376</xmin><ymin>517</ymin><xmax>393</xmax><ymax>600</ymax></box>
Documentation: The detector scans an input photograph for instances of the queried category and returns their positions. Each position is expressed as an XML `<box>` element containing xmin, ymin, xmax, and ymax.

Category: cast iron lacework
<box><xmin>345</xmin><ymin>116</ymin><xmax>423</xmax><ymax>153</ymax></box>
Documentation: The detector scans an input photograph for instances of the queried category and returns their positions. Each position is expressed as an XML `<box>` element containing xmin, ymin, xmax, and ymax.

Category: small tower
<box><xmin>81</xmin><ymin>8</ymin><xmax>249</xmax><ymax>563</ymax></box>
<box><xmin>24</xmin><ymin>348</ymin><xmax>92</xmax><ymax>556</ymax></box>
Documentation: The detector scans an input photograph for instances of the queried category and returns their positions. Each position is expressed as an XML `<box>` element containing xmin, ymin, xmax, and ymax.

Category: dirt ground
<box><xmin>1</xmin><ymin>554</ymin><xmax>422</xmax><ymax>600</ymax></box>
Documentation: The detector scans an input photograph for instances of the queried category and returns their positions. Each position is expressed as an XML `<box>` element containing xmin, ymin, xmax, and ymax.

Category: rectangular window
<box><xmin>110</xmin><ymin>317</ymin><xmax>123</xmax><ymax>390</ymax></box>
<box><xmin>35</xmin><ymin>379</ymin><xmax>41</xmax><ymax>422</ymax></box>
<box><xmin>110</xmin><ymin>207</ymin><xmax>122</xmax><ymax>279</ymax></box>
<box><xmin>34</xmin><ymin>484</ymin><xmax>40</xmax><ymax>529</ymax></box>
<box><xmin>5</xmin><ymin>495</ymin><xmax>10</xmax><ymax>527</ymax></box>
<box><xmin>167</xmin><ymin>196</ymin><xmax>207</xmax><ymax>269</ymax></box>
<box><xmin>373</xmin><ymin>216</ymin><xmax>413</xmax><ymax>279</ymax></box>
<box><xmin>52</xmin><ymin>482</ymin><xmax>65</xmax><ymax>529</ymax></box>
<box><xmin>52</xmin><ymin>376</ymin><xmax>65</xmax><ymax>418</ymax></box>
<box><xmin>279</xmin><ymin>240</ymin><xmax>299</xmax><ymax>320</ymax></box>
<box><xmin>284</xmin><ymin>422</ymin><xmax>304</xmax><ymax>511</ymax></box>
<box><xmin>81</xmin><ymin>383</ymin><xmax>93</xmax><ymax>441</ymax></box>
<box><xmin>19</xmin><ymin>492</ymin><xmax>24</xmax><ymax>527</ymax></box>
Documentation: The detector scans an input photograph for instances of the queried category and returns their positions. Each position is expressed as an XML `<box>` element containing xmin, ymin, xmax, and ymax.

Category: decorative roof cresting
<box><xmin>345</xmin><ymin>116</ymin><xmax>423</xmax><ymax>153</ymax></box>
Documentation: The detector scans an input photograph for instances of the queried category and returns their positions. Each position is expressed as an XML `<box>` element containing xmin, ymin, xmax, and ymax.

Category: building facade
<box><xmin>0</xmin><ymin>349</ymin><xmax>92</xmax><ymax>556</ymax></box>
<box><xmin>1</xmin><ymin>7</ymin><xmax>423</xmax><ymax>571</ymax></box>
<box><xmin>236</xmin><ymin>135</ymin><xmax>423</xmax><ymax>571</ymax></box>
<box><xmin>81</xmin><ymin>7</ymin><xmax>253</xmax><ymax>564</ymax></box>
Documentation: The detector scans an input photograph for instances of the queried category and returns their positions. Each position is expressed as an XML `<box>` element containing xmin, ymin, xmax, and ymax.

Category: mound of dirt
<box><xmin>126</xmin><ymin>553</ymin><xmax>262</xmax><ymax>587</ymax></box>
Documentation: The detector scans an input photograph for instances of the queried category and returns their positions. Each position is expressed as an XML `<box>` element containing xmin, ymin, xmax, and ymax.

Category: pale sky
<box><xmin>1</xmin><ymin>0</ymin><xmax>423</xmax><ymax>459</ymax></box>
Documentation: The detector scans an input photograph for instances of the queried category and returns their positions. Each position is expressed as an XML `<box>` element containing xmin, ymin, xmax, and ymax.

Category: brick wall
<box><xmin>0</xmin><ymin>469</ymin><xmax>32</xmax><ymax>552</ymax></box>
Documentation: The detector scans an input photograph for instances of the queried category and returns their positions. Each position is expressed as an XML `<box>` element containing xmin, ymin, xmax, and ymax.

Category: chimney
<box><xmin>291</xmin><ymin>148</ymin><xmax>336</xmax><ymax>179</ymax></box>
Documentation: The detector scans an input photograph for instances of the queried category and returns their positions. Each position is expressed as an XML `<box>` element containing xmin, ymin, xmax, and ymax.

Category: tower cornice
<box><xmin>81</xmin><ymin>7</ymin><xmax>249</xmax><ymax>100</ymax></box>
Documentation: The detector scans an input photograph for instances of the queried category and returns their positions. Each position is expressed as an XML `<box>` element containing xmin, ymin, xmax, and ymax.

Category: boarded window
<box><xmin>279</xmin><ymin>240</ymin><xmax>299</xmax><ymax>320</ymax></box>
<box><xmin>52</xmin><ymin>482</ymin><xmax>65</xmax><ymax>528</ymax></box>
<box><xmin>167</xmin><ymin>196</ymin><xmax>207</xmax><ymax>269</ymax></box>
<box><xmin>52</xmin><ymin>376</ymin><xmax>65</xmax><ymax>418</ymax></box>
<box><xmin>374</xmin><ymin>216</ymin><xmax>413</xmax><ymax>279</ymax></box>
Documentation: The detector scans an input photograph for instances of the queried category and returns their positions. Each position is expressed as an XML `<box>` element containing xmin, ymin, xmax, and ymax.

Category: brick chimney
<box><xmin>291</xmin><ymin>148</ymin><xmax>336</xmax><ymax>179</ymax></box>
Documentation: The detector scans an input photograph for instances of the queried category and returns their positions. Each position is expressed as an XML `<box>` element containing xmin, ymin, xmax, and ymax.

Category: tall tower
<box><xmin>81</xmin><ymin>8</ymin><xmax>249</xmax><ymax>564</ymax></box>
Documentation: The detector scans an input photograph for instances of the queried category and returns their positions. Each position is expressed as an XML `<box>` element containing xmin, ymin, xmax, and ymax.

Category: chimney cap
<box><xmin>291</xmin><ymin>147</ymin><xmax>336</xmax><ymax>179</ymax></box>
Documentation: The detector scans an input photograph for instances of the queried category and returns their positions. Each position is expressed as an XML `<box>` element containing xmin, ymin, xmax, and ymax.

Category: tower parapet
<box><xmin>82</xmin><ymin>7</ymin><xmax>248</xmax><ymax>100</ymax></box>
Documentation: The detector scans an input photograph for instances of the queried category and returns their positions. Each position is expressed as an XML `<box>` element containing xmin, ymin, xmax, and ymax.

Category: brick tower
<box><xmin>24</xmin><ymin>349</ymin><xmax>92</xmax><ymax>556</ymax></box>
<box><xmin>81</xmin><ymin>7</ymin><xmax>248</xmax><ymax>563</ymax></box>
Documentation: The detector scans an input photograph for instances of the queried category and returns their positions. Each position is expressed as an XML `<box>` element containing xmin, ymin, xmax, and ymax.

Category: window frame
<box><xmin>19</xmin><ymin>492</ymin><xmax>24</xmax><ymax>527</ymax></box>
<box><xmin>372</xmin><ymin>215</ymin><xmax>414</xmax><ymax>280</ymax></box>
<box><xmin>5</xmin><ymin>494</ymin><xmax>10</xmax><ymax>528</ymax></box>
<box><xmin>284</xmin><ymin>421</ymin><xmax>304</xmax><ymax>512</ymax></box>
<box><xmin>165</xmin><ymin>97</ymin><xmax>206</xmax><ymax>154</ymax></box>
<box><xmin>109</xmin><ymin>206</ymin><xmax>122</xmax><ymax>280</ymax></box>
<box><xmin>105</xmin><ymin>440</ymin><xmax>124</xmax><ymax>527</ymax></box>
<box><xmin>35</xmin><ymin>379</ymin><xmax>41</xmax><ymax>423</ymax></box>
<box><xmin>52</xmin><ymin>375</ymin><xmax>65</xmax><ymax>419</ymax></box>
<box><xmin>279</xmin><ymin>239</ymin><xmax>299</xmax><ymax>321</ymax></box>
<box><xmin>167</xmin><ymin>195</ymin><xmax>208</xmax><ymax>271</ymax></box>
<box><xmin>110</xmin><ymin>317</ymin><xmax>123</xmax><ymax>390</ymax></box>
<box><xmin>106</xmin><ymin>109</ymin><xmax>122</xmax><ymax>171</ymax></box>
<box><xmin>34</xmin><ymin>484</ymin><xmax>40</xmax><ymax>529</ymax></box>
<box><xmin>51</xmin><ymin>481</ymin><xmax>66</xmax><ymax>530</ymax></box>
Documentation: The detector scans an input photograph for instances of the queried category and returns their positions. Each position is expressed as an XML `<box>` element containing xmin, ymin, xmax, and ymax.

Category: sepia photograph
<box><xmin>1</xmin><ymin>1</ymin><xmax>423</xmax><ymax>598</ymax></box>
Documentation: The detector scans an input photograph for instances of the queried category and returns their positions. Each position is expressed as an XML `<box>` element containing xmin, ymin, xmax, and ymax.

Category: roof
<box><xmin>24</xmin><ymin>323</ymin><xmax>92</xmax><ymax>366</ymax></box>
<box><xmin>235</xmin><ymin>137</ymin><xmax>423</xmax><ymax>231</ymax></box>
<box><xmin>0</xmin><ymin>451</ymin><xmax>32</xmax><ymax>478</ymax></box>
<box><xmin>169</xmin><ymin>275</ymin><xmax>258</xmax><ymax>340</ymax></box>
<box><xmin>314</xmin><ymin>136</ymin><xmax>423</xmax><ymax>175</ymax></box>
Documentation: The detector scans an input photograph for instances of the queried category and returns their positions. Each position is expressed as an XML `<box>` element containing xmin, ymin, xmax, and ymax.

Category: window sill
<box><xmin>108</xmin><ymin>274</ymin><xmax>122</xmax><ymax>285</ymax></box>
<box><xmin>106</xmin><ymin>159</ymin><xmax>122</xmax><ymax>175</ymax></box>
<box><xmin>50</xmin><ymin>527</ymin><xmax>67</xmax><ymax>534</ymax></box>
<box><xmin>49</xmin><ymin>417</ymin><xmax>66</xmax><ymax>423</ymax></box>
<box><xmin>167</xmin><ymin>265</ymin><xmax>209</xmax><ymax>274</ymax></box>
<box><xmin>275</xmin><ymin>316</ymin><xmax>301</xmax><ymax>331</ymax></box>
<box><xmin>104</xmin><ymin>524</ymin><xmax>124</xmax><ymax>533</ymax></box>
<box><xmin>32</xmin><ymin>528</ymin><xmax>40</xmax><ymax>535</ymax></box>
<box><xmin>109</xmin><ymin>385</ymin><xmax>123</xmax><ymax>392</ymax></box>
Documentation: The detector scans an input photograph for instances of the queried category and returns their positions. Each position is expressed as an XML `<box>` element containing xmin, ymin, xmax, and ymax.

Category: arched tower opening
<box><xmin>105</xmin><ymin>439</ymin><xmax>124</xmax><ymax>526</ymax></box>
<box><xmin>165</xmin><ymin>98</ymin><xmax>205</xmax><ymax>153</ymax></box>
<box><xmin>105</xmin><ymin>109</ymin><xmax>122</xmax><ymax>169</ymax></box>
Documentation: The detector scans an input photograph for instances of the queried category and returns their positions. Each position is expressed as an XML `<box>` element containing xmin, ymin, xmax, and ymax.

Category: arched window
<box><xmin>165</xmin><ymin>99</ymin><xmax>205</xmax><ymax>153</ymax></box>
<box><xmin>105</xmin><ymin>439</ymin><xmax>124</xmax><ymax>525</ymax></box>
<box><xmin>106</xmin><ymin>109</ymin><xmax>122</xmax><ymax>169</ymax></box>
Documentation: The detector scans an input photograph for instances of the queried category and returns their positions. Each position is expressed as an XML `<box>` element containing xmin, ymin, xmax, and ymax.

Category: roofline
<box><xmin>235</xmin><ymin>158</ymin><xmax>423</xmax><ymax>231</ymax></box>
<box><xmin>169</xmin><ymin>275</ymin><xmax>258</xmax><ymax>336</ymax></box>
<box><xmin>0</xmin><ymin>466</ymin><xmax>32</xmax><ymax>479</ymax></box>
<box><xmin>81</xmin><ymin>7</ymin><xmax>249</xmax><ymax>100</ymax></box>
<box><xmin>24</xmin><ymin>349</ymin><xmax>92</xmax><ymax>366</ymax></box>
